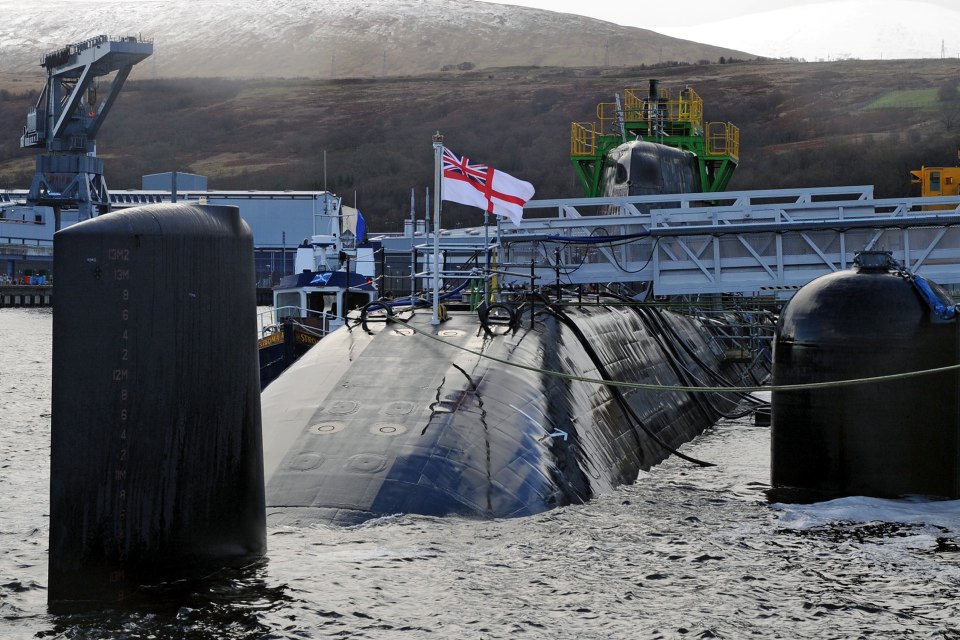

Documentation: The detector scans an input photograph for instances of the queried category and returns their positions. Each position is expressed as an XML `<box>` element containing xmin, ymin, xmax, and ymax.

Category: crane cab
<box><xmin>911</xmin><ymin>164</ymin><xmax>960</xmax><ymax>197</ymax></box>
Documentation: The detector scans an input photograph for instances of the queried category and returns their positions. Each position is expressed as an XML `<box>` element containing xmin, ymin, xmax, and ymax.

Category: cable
<box><xmin>387</xmin><ymin>315</ymin><xmax>960</xmax><ymax>394</ymax></box>
<box><xmin>541</xmin><ymin>297</ymin><xmax>716</xmax><ymax>468</ymax></box>
<box><xmin>504</xmin><ymin>229</ymin><xmax>659</xmax><ymax>282</ymax></box>
<box><xmin>597</xmin><ymin>289</ymin><xmax>772</xmax><ymax>408</ymax></box>
<box><xmin>637</xmin><ymin>307</ymin><xmax>755</xmax><ymax>419</ymax></box>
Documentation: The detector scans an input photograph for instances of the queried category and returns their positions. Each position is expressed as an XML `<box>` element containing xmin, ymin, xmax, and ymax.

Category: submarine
<box><xmin>260</xmin><ymin>81</ymin><xmax>758</xmax><ymax>525</ymax></box>
<box><xmin>261</xmin><ymin>293</ymin><xmax>770</xmax><ymax>525</ymax></box>
<box><xmin>601</xmin><ymin>140</ymin><xmax>702</xmax><ymax>198</ymax></box>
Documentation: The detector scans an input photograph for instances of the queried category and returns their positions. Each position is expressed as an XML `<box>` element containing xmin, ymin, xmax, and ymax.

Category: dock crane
<box><xmin>20</xmin><ymin>35</ymin><xmax>153</xmax><ymax>225</ymax></box>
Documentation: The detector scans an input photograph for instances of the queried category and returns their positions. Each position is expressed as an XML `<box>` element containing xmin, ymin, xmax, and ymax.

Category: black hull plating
<box><xmin>262</xmin><ymin>299</ymin><xmax>768</xmax><ymax>525</ymax></box>
<box><xmin>49</xmin><ymin>204</ymin><xmax>266</xmax><ymax>609</ymax></box>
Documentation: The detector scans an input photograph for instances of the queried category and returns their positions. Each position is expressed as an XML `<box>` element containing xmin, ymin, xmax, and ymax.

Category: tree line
<box><xmin>1</xmin><ymin>59</ymin><xmax>958</xmax><ymax>230</ymax></box>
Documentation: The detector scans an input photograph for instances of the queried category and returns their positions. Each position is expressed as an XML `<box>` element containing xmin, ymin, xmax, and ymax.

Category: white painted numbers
<box><xmin>109</xmin><ymin>245</ymin><xmax>131</xmax><ymax>601</ymax></box>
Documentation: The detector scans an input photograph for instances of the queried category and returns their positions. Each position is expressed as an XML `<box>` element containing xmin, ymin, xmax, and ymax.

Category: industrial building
<box><xmin>0</xmin><ymin>178</ymin><xmax>345</xmax><ymax>287</ymax></box>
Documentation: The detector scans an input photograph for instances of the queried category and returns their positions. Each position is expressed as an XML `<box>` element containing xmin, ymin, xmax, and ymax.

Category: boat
<box><xmin>257</xmin><ymin>202</ymin><xmax>379</xmax><ymax>389</ymax></box>
<box><xmin>261</xmin><ymin>288</ymin><xmax>771</xmax><ymax>525</ymax></box>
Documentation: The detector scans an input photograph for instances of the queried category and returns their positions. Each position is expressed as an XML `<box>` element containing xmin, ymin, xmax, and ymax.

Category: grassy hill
<box><xmin>2</xmin><ymin>58</ymin><xmax>959</xmax><ymax>230</ymax></box>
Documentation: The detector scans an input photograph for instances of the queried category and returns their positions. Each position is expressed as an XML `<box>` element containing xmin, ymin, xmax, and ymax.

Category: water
<box><xmin>3</xmin><ymin>307</ymin><xmax>960</xmax><ymax>639</ymax></box>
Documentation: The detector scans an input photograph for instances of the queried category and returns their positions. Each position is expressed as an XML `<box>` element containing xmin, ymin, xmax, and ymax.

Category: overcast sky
<box><xmin>480</xmin><ymin>0</ymin><xmax>957</xmax><ymax>60</ymax></box>
<box><xmin>481</xmin><ymin>0</ymin><xmax>833</xmax><ymax>27</ymax></box>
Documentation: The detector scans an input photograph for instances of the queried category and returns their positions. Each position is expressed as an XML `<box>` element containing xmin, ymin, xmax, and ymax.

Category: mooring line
<box><xmin>387</xmin><ymin>316</ymin><xmax>960</xmax><ymax>394</ymax></box>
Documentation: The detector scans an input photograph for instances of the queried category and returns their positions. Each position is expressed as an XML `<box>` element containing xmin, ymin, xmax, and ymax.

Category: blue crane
<box><xmin>20</xmin><ymin>35</ymin><xmax>153</xmax><ymax>224</ymax></box>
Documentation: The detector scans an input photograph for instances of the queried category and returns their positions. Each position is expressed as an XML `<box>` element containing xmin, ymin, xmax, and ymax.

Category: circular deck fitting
<box><xmin>383</xmin><ymin>400</ymin><xmax>415</xmax><ymax>416</ymax></box>
<box><xmin>289</xmin><ymin>453</ymin><xmax>324</xmax><ymax>471</ymax></box>
<box><xmin>438</xmin><ymin>330</ymin><xmax>463</xmax><ymax>338</ymax></box>
<box><xmin>392</xmin><ymin>328</ymin><xmax>414</xmax><ymax>336</ymax></box>
<box><xmin>325</xmin><ymin>400</ymin><xmax>359</xmax><ymax>415</ymax></box>
<box><xmin>370</xmin><ymin>422</ymin><xmax>408</xmax><ymax>436</ymax></box>
<box><xmin>346</xmin><ymin>453</ymin><xmax>387</xmax><ymax>474</ymax></box>
<box><xmin>311</xmin><ymin>422</ymin><xmax>346</xmax><ymax>435</ymax></box>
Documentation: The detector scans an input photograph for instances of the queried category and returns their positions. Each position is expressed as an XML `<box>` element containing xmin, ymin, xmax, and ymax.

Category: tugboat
<box><xmin>257</xmin><ymin>203</ymin><xmax>379</xmax><ymax>389</ymax></box>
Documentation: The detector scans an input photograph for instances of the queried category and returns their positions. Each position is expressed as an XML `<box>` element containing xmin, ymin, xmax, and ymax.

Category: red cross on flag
<box><xmin>441</xmin><ymin>147</ymin><xmax>534</xmax><ymax>225</ymax></box>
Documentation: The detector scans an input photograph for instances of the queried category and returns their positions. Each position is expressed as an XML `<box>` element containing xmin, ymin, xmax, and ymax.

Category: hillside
<box><xmin>0</xmin><ymin>0</ymin><xmax>750</xmax><ymax>78</ymax></box>
<box><xmin>2</xmin><ymin>58</ymin><xmax>960</xmax><ymax>230</ymax></box>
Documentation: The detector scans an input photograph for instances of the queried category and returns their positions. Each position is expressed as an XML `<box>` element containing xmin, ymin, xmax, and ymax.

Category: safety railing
<box><xmin>257</xmin><ymin>305</ymin><xmax>342</xmax><ymax>338</ymax></box>
<box><xmin>570</xmin><ymin>122</ymin><xmax>598</xmax><ymax>157</ymax></box>
<box><xmin>622</xmin><ymin>86</ymin><xmax>704</xmax><ymax>129</ymax></box>
<box><xmin>705</xmin><ymin>122</ymin><xmax>740</xmax><ymax>161</ymax></box>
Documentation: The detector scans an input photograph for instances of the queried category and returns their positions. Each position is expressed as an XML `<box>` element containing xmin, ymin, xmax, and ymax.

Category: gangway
<box><xmin>492</xmin><ymin>185</ymin><xmax>960</xmax><ymax>297</ymax></box>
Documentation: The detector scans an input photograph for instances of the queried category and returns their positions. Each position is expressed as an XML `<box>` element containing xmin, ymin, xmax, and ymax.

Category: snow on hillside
<box><xmin>0</xmin><ymin>0</ymin><xmax>747</xmax><ymax>79</ymax></box>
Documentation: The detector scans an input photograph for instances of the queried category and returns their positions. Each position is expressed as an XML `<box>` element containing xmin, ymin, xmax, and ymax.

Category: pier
<box><xmin>0</xmin><ymin>285</ymin><xmax>52</xmax><ymax>308</ymax></box>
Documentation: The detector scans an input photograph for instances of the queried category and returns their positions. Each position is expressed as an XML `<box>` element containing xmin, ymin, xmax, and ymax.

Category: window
<box><xmin>615</xmin><ymin>162</ymin><xmax>628</xmax><ymax>184</ymax></box>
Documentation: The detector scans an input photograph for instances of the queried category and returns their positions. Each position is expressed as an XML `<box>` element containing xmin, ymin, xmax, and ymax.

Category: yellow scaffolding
<box><xmin>705</xmin><ymin>122</ymin><xmax>740</xmax><ymax>161</ymax></box>
<box><xmin>623</xmin><ymin>86</ymin><xmax>704</xmax><ymax>129</ymax></box>
<box><xmin>570</xmin><ymin>122</ymin><xmax>597</xmax><ymax>157</ymax></box>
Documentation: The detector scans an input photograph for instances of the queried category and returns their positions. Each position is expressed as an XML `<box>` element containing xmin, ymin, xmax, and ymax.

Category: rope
<box><xmin>286</xmin><ymin>320</ymin><xmax>328</xmax><ymax>340</ymax></box>
<box><xmin>544</xmin><ymin>301</ymin><xmax>716</xmax><ymax>467</ymax></box>
<box><xmin>388</xmin><ymin>316</ymin><xmax>960</xmax><ymax>394</ymax></box>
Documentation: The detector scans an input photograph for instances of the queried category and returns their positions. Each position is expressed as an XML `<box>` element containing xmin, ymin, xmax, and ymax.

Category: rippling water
<box><xmin>2</xmin><ymin>307</ymin><xmax>960</xmax><ymax>639</ymax></box>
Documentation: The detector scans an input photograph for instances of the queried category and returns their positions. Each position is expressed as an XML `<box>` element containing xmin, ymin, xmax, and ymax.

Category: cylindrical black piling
<box><xmin>49</xmin><ymin>203</ymin><xmax>266</xmax><ymax>610</ymax></box>
<box><xmin>771</xmin><ymin>256</ymin><xmax>960</xmax><ymax>500</ymax></box>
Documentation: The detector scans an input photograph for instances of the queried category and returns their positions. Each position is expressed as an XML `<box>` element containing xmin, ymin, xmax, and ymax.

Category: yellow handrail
<box><xmin>570</xmin><ymin>122</ymin><xmax>596</xmax><ymax>157</ymax></box>
<box><xmin>622</xmin><ymin>86</ymin><xmax>704</xmax><ymax>129</ymax></box>
<box><xmin>705</xmin><ymin>122</ymin><xmax>740</xmax><ymax>161</ymax></box>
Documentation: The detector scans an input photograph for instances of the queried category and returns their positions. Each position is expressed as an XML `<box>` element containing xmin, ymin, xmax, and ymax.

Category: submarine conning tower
<box><xmin>569</xmin><ymin>79</ymin><xmax>739</xmax><ymax>197</ymax></box>
<box><xmin>771</xmin><ymin>251</ymin><xmax>960</xmax><ymax>501</ymax></box>
<box><xmin>49</xmin><ymin>203</ymin><xmax>265</xmax><ymax>610</ymax></box>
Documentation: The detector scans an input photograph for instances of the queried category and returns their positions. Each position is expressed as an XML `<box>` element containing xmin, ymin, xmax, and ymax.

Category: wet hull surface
<box><xmin>261</xmin><ymin>301</ymin><xmax>767</xmax><ymax>525</ymax></box>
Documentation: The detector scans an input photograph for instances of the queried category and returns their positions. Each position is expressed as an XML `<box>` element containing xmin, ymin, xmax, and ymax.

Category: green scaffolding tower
<box><xmin>570</xmin><ymin>80</ymin><xmax>739</xmax><ymax>198</ymax></box>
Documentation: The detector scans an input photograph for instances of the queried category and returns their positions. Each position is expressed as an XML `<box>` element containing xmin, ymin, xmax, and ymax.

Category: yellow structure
<box><xmin>911</xmin><ymin>163</ymin><xmax>960</xmax><ymax>197</ymax></box>
<box><xmin>570</xmin><ymin>82</ymin><xmax>738</xmax><ymax>197</ymax></box>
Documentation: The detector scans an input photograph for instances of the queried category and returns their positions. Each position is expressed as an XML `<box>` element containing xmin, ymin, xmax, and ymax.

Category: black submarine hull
<box><xmin>602</xmin><ymin>140</ymin><xmax>702</xmax><ymax>198</ymax></box>
<box><xmin>49</xmin><ymin>204</ymin><xmax>266</xmax><ymax>608</ymax></box>
<box><xmin>262</xmin><ymin>299</ymin><xmax>769</xmax><ymax>525</ymax></box>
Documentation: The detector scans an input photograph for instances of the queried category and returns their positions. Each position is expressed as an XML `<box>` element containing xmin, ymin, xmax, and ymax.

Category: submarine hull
<box><xmin>262</xmin><ymin>300</ymin><xmax>768</xmax><ymax>525</ymax></box>
<box><xmin>771</xmin><ymin>260</ymin><xmax>960</xmax><ymax>499</ymax></box>
<box><xmin>602</xmin><ymin>140</ymin><xmax>702</xmax><ymax>198</ymax></box>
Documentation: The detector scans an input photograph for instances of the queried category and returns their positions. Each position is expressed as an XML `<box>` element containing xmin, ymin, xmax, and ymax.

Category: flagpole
<box><xmin>483</xmin><ymin>210</ymin><xmax>490</xmax><ymax>304</ymax></box>
<box><xmin>431</xmin><ymin>132</ymin><xmax>444</xmax><ymax>325</ymax></box>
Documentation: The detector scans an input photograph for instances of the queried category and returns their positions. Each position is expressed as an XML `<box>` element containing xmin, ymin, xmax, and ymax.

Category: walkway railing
<box><xmin>496</xmin><ymin>186</ymin><xmax>960</xmax><ymax>297</ymax></box>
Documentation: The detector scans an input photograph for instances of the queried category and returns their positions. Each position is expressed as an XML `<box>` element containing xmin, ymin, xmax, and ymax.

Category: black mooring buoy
<box><xmin>771</xmin><ymin>252</ymin><xmax>960</xmax><ymax>501</ymax></box>
<box><xmin>49</xmin><ymin>204</ymin><xmax>266</xmax><ymax>610</ymax></box>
